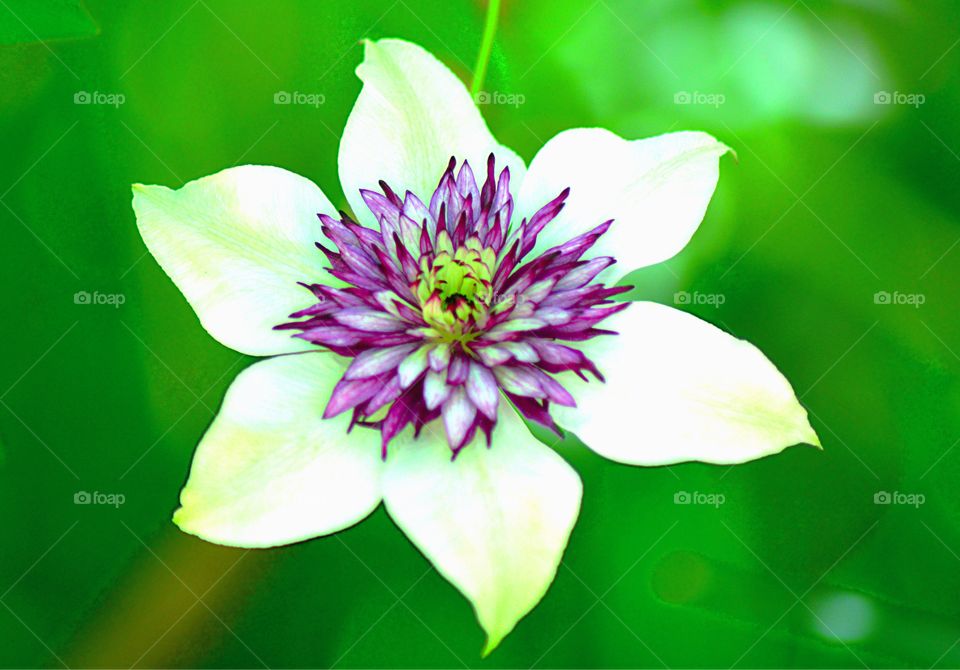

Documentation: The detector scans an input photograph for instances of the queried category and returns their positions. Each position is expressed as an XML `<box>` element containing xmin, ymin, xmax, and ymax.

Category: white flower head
<box><xmin>131</xmin><ymin>38</ymin><xmax>819</xmax><ymax>655</ymax></box>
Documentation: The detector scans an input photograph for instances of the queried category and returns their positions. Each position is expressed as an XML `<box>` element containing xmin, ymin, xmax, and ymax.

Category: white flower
<box><xmin>131</xmin><ymin>38</ymin><xmax>819</xmax><ymax>654</ymax></box>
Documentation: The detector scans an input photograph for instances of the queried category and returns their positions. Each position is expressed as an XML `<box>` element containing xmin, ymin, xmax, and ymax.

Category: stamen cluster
<box><xmin>278</xmin><ymin>155</ymin><xmax>630</xmax><ymax>456</ymax></box>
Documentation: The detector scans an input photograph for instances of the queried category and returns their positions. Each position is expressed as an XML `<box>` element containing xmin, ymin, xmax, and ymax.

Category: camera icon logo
<box><xmin>874</xmin><ymin>491</ymin><xmax>891</xmax><ymax>504</ymax></box>
<box><xmin>674</xmin><ymin>91</ymin><xmax>691</xmax><ymax>105</ymax></box>
<box><xmin>274</xmin><ymin>91</ymin><xmax>291</xmax><ymax>104</ymax></box>
<box><xmin>873</xmin><ymin>291</ymin><xmax>891</xmax><ymax>305</ymax></box>
<box><xmin>474</xmin><ymin>91</ymin><xmax>491</xmax><ymax>105</ymax></box>
<box><xmin>673</xmin><ymin>291</ymin><xmax>691</xmax><ymax>305</ymax></box>
<box><xmin>674</xmin><ymin>491</ymin><xmax>691</xmax><ymax>505</ymax></box>
<box><xmin>874</xmin><ymin>91</ymin><xmax>892</xmax><ymax>105</ymax></box>
<box><xmin>74</xmin><ymin>91</ymin><xmax>91</xmax><ymax>104</ymax></box>
<box><xmin>74</xmin><ymin>291</ymin><xmax>91</xmax><ymax>305</ymax></box>
<box><xmin>74</xmin><ymin>491</ymin><xmax>92</xmax><ymax>504</ymax></box>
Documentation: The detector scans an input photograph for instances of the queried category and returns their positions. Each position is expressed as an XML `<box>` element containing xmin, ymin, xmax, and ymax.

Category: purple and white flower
<box><xmin>131</xmin><ymin>38</ymin><xmax>819</xmax><ymax>654</ymax></box>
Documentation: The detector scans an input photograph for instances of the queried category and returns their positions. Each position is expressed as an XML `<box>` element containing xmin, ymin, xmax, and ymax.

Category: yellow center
<box><xmin>415</xmin><ymin>232</ymin><xmax>502</xmax><ymax>343</ymax></box>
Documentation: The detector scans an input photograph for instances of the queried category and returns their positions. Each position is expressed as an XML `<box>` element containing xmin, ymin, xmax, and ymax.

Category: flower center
<box><xmin>417</xmin><ymin>232</ymin><xmax>498</xmax><ymax>341</ymax></box>
<box><xmin>278</xmin><ymin>154</ymin><xmax>630</xmax><ymax>456</ymax></box>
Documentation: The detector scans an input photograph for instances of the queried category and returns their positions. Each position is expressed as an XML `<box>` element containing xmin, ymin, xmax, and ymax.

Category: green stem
<box><xmin>470</xmin><ymin>0</ymin><xmax>501</xmax><ymax>97</ymax></box>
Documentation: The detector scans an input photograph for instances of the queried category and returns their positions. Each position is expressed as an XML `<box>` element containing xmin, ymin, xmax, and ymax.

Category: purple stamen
<box><xmin>277</xmin><ymin>155</ymin><xmax>630</xmax><ymax>457</ymax></box>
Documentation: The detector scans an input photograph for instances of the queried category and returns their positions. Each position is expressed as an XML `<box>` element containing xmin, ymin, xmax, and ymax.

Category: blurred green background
<box><xmin>2</xmin><ymin>0</ymin><xmax>959</xmax><ymax>667</ymax></box>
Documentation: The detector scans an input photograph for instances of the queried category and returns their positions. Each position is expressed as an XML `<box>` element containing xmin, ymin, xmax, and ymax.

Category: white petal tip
<box><xmin>172</xmin><ymin>502</ymin><xmax>231</xmax><ymax>547</ymax></box>
<box><xmin>171</xmin><ymin>505</ymin><xmax>212</xmax><ymax>544</ymax></box>
<box><xmin>748</xmin><ymin>417</ymin><xmax>822</xmax><ymax>461</ymax></box>
<box><xmin>481</xmin><ymin>631</ymin><xmax>508</xmax><ymax>658</ymax></box>
<box><xmin>131</xmin><ymin>181</ymin><xmax>168</xmax><ymax>196</ymax></box>
<box><xmin>779</xmin><ymin>405</ymin><xmax>822</xmax><ymax>453</ymax></box>
<box><xmin>697</xmin><ymin>132</ymin><xmax>734</xmax><ymax>160</ymax></box>
<box><xmin>130</xmin><ymin>183</ymin><xmax>164</xmax><ymax>206</ymax></box>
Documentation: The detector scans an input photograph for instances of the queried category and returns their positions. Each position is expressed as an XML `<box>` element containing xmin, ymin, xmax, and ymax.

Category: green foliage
<box><xmin>0</xmin><ymin>0</ymin><xmax>97</xmax><ymax>45</ymax></box>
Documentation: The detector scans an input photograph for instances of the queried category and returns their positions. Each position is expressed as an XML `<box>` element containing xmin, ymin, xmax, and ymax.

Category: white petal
<box><xmin>383</xmin><ymin>408</ymin><xmax>581</xmax><ymax>654</ymax></box>
<box><xmin>132</xmin><ymin>165</ymin><xmax>335</xmax><ymax>357</ymax></box>
<box><xmin>553</xmin><ymin>302</ymin><xmax>820</xmax><ymax>466</ymax></box>
<box><xmin>517</xmin><ymin>129</ymin><xmax>731</xmax><ymax>276</ymax></box>
<box><xmin>174</xmin><ymin>353</ymin><xmax>382</xmax><ymax>548</ymax></box>
<box><xmin>338</xmin><ymin>38</ymin><xmax>525</xmax><ymax>228</ymax></box>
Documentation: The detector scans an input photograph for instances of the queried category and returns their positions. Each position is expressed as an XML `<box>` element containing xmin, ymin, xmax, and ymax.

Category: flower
<box><xmin>131</xmin><ymin>38</ymin><xmax>820</xmax><ymax>654</ymax></box>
